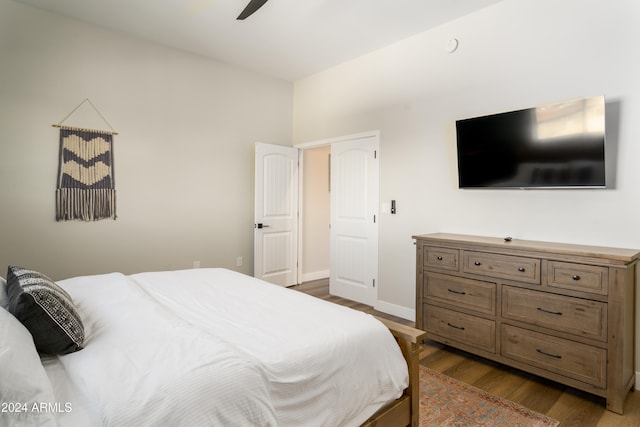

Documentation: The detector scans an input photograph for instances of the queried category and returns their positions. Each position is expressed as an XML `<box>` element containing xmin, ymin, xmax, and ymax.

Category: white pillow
<box><xmin>0</xmin><ymin>307</ymin><xmax>57</xmax><ymax>427</ymax></box>
<box><xmin>0</xmin><ymin>277</ymin><xmax>8</xmax><ymax>309</ymax></box>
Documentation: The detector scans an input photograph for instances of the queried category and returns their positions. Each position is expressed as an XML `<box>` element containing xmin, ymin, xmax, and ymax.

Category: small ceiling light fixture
<box><xmin>445</xmin><ymin>38</ymin><xmax>459</xmax><ymax>53</ymax></box>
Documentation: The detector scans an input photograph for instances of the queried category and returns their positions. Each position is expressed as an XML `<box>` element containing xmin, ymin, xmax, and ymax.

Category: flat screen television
<box><xmin>456</xmin><ymin>96</ymin><xmax>606</xmax><ymax>189</ymax></box>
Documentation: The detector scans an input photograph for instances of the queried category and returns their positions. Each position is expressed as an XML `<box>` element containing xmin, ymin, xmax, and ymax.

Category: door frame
<box><xmin>294</xmin><ymin>130</ymin><xmax>380</xmax><ymax>294</ymax></box>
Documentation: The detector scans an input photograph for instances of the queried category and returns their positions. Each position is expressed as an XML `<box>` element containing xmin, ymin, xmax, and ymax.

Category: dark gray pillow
<box><xmin>6</xmin><ymin>266</ymin><xmax>84</xmax><ymax>354</ymax></box>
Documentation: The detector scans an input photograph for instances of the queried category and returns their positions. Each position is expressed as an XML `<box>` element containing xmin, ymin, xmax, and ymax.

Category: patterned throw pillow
<box><xmin>6</xmin><ymin>266</ymin><xmax>84</xmax><ymax>354</ymax></box>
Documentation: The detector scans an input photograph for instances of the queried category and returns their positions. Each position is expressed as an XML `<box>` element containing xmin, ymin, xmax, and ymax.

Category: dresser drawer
<box><xmin>547</xmin><ymin>261</ymin><xmax>608</xmax><ymax>295</ymax></box>
<box><xmin>502</xmin><ymin>286</ymin><xmax>607</xmax><ymax>341</ymax></box>
<box><xmin>425</xmin><ymin>272</ymin><xmax>496</xmax><ymax>315</ymax></box>
<box><xmin>502</xmin><ymin>325</ymin><xmax>606</xmax><ymax>388</ymax></box>
<box><xmin>463</xmin><ymin>251</ymin><xmax>540</xmax><ymax>284</ymax></box>
<box><xmin>425</xmin><ymin>305</ymin><xmax>495</xmax><ymax>353</ymax></box>
<box><xmin>423</xmin><ymin>246</ymin><xmax>460</xmax><ymax>271</ymax></box>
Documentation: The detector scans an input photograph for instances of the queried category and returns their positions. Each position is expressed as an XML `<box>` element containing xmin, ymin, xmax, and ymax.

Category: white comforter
<box><xmin>49</xmin><ymin>269</ymin><xmax>408</xmax><ymax>426</ymax></box>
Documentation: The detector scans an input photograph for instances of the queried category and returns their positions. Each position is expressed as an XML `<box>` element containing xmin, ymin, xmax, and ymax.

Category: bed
<box><xmin>0</xmin><ymin>266</ymin><xmax>425</xmax><ymax>427</ymax></box>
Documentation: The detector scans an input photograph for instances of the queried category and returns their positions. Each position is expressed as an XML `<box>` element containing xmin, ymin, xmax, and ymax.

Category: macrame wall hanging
<box><xmin>53</xmin><ymin>99</ymin><xmax>117</xmax><ymax>221</ymax></box>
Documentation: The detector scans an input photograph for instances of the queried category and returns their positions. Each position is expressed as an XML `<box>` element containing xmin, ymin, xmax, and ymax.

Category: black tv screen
<box><xmin>456</xmin><ymin>96</ymin><xmax>606</xmax><ymax>188</ymax></box>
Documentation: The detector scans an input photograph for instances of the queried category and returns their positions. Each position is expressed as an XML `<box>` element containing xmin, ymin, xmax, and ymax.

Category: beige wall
<box><xmin>0</xmin><ymin>0</ymin><xmax>293</xmax><ymax>280</ymax></box>
<box><xmin>292</xmin><ymin>0</ymin><xmax>640</xmax><ymax>377</ymax></box>
<box><xmin>301</xmin><ymin>146</ymin><xmax>330</xmax><ymax>281</ymax></box>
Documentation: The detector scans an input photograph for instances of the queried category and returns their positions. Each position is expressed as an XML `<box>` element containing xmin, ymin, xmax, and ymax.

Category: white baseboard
<box><xmin>301</xmin><ymin>270</ymin><xmax>329</xmax><ymax>283</ymax></box>
<box><xmin>374</xmin><ymin>300</ymin><xmax>415</xmax><ymax>322</ymax></box>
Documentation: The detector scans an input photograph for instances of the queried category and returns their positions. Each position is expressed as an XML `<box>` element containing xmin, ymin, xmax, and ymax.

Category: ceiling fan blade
<box><xmin>237</xmin><ymin>0</ymin><xmax>269</xmax><ymax>20</ymax></box>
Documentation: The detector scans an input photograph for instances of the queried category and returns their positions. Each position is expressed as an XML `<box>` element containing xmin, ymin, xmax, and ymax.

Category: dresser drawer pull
<box><xmin>447</xmin><ymin>322</ymin><xmax>465</xmax><ymax>331</ymax></box>
<box><xmin>518</xmin><ymin>267</ymin><xmax>526</xmax><ymax>272</ymax></box>
<box><xmin>536</xmin><ymin>307</ymin><xmax>563</xmax><ymax>316</ymax></box>
<box><xmin>436</xmin><ymin>256</ymin><xmax>443</xmax><ymax>260</ymax></box>
<box><xmin>447</xmin><ymin>288</ymin><xmax>466</xmax><ymax>295</ymax></box>
<box><xmin>474</xmin><ymin>261</ymin><xmax>481</xmax><ymax>266</ymax></box>
<box><xmin>536</xmin><ymin>348</ymin><xmax>562</xmax><ymax>359</ymax></box>
<box><xmin>572</xmin><ymin>275</ymin><xmax>581</xmax><ymax>281</ymax></box>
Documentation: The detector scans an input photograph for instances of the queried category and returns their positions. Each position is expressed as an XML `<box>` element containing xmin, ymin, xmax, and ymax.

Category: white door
<box><xmin>254</xmin><ymin>143</ymin><xmax>298</xmax><ymax>286</ymax></box>
<box><xmin>329</xmin><ymin>136</ymin><xmax>379</xmax><ymax>305</ymax></box>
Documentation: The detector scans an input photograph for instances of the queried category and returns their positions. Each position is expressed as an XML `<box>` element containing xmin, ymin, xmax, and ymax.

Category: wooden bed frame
<box><xmin>362</xmin><ymin>317</ymin><xmax>426</xmax><ymax>427</ymax></box>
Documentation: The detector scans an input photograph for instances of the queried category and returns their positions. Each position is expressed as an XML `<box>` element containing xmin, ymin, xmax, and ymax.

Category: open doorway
<box><xmin>255</xmin><ymin>131</ymin><xmax>379</xmax><ymax>305</ymax></box>
<box><xmin>300</xmin><ymin>145</ymin><xmax>330</xmax><ymax>282</ymax></box>
<box><xmin>296</xmin><ymin>131</ymin><xmax>379</xmax><ymax>306</ymax></box>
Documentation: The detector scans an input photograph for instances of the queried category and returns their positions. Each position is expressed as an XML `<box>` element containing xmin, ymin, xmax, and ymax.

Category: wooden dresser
<box><xmin>414</xmin><ymin>233</ymin><xmax>639</xmax><ymax>414</ymax></box>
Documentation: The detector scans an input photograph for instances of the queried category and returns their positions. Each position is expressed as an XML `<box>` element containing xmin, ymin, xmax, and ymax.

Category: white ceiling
<box><xmin>14</xmin><ymin>0</ymin><xmax>503</xmax><ymax>81</ymax></box>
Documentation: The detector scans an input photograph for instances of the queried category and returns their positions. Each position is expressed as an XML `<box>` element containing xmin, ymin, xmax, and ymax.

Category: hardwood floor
<box><xmin>292</xmin><ymin>279</ymin><xmax>640</xmax><ymax>427</ymax></box>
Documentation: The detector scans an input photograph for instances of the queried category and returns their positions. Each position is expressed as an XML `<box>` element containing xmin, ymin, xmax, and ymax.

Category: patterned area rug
<box><xmin>420</xmin><ymin>365</ymin><xmax>560</xmax><ymax>427</ymax></box>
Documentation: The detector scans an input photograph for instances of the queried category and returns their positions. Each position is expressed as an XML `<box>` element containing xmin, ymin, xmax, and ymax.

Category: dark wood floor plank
<box><xmin>546</xmin><ymin>389</ymin><xmax>604</xmax><ymax>427</ymax></box>
<box><xmin>422</xmin><ymin>347</ymin><xmax>468</xmax><ymax>373</ymax></box>
<box><xmin>472</xmin><ymin>366</ymin><xmax>528</xmax><ymax>399</ymax></box>
<box><xmin>505</xmin><ymin>374</ymin><xmax>565</xmax><ymax>416</ymax></box>
<box><xmin>440</xmin><ymin>356</ymin><xmax>495</xmax><ymax>385</ymax></box>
